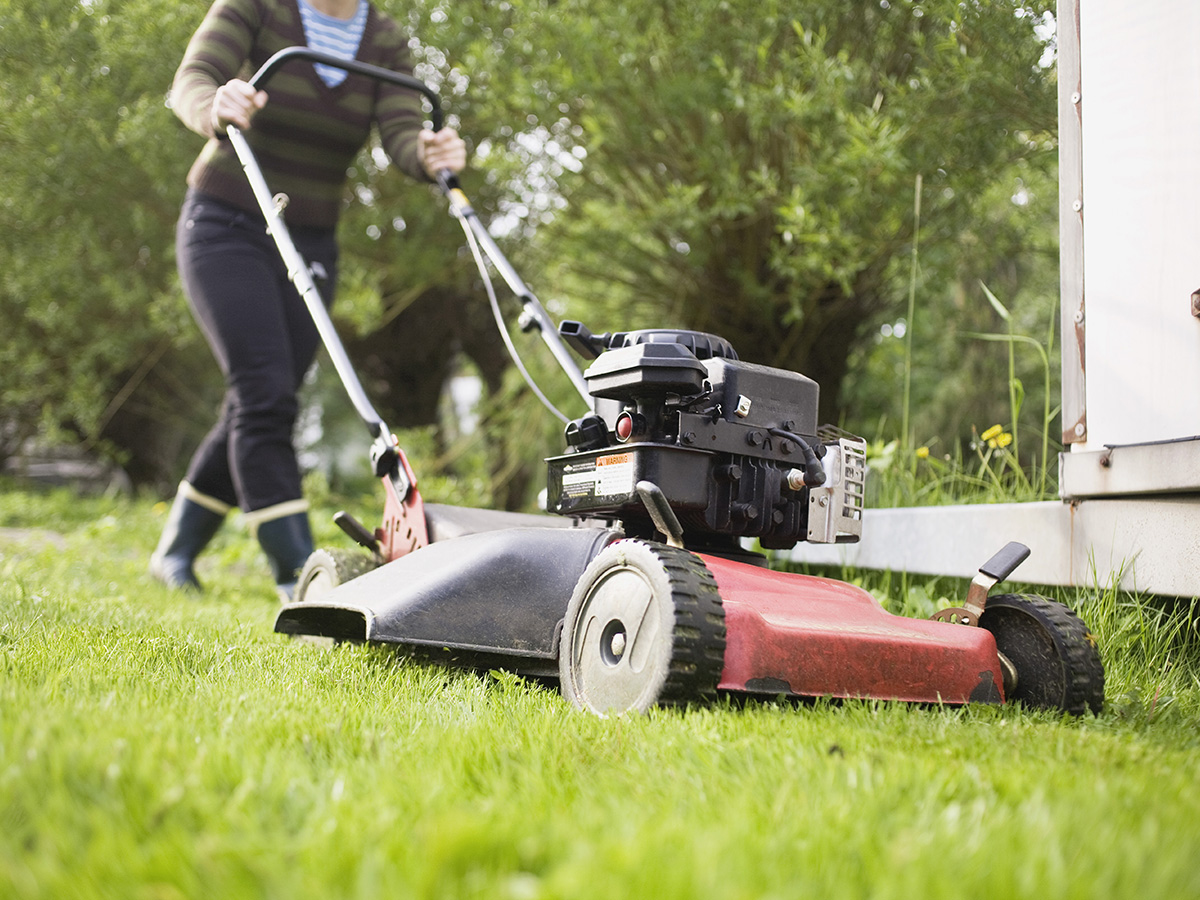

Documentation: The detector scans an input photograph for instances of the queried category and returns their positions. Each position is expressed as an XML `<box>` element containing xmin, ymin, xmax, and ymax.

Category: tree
<box><xmin>415</xmin><ymin>0</ymin><xmax>1058</xmax><ymax>429</ymax></box>
<box><xmin>1</xmin><ymin>0</ymin><xmax>1060</xmax><ymax>507</ymax></box>
<box><xmin>0</xmin><ymin>0</ymin><xmax>217</xmax><ymax>485</ymax></box>
<box><xmin>0</xmin><ymin>0</ymin><xmax>509</xmax><ymax>491</ymax></box>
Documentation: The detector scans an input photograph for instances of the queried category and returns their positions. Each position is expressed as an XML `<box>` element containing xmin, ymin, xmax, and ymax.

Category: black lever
<box><xmin>979</xmin><ymin>541</ymin><xmax>1031</xmax><ymax>583</ymax></box>
<box><xmin>559</xmin><ymin>320</ymin><xmax>612</xmax><ymax>359</ymax></box>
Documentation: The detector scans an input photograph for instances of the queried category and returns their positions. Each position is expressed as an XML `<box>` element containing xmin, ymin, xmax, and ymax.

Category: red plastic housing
<box><xmin>702</xmin><ymin>554</ymin><xmax>1006</xmax><ymax>705</ymax></box>
<box><xmin>377</xmin><ymin>449</ymin><xmax>429</xmax><ymax>562</ymax></box>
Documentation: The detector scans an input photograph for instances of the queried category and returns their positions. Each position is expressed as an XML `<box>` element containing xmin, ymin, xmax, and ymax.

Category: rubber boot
<box><xmin>254</xmin><ymin>510</ymin><xmax>314</xmax><ymax>602</ymax></box>
<box><xmin>149</xmin><ymin>485</ymin><xmax>228</xmax><ymax>591</ymax></box>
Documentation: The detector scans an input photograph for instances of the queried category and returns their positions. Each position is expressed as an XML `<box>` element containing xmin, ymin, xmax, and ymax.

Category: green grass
<box><xmin>2</xmin><ymin>483</ymin><xmax>1199</xmax><ymax>899</ymax></box>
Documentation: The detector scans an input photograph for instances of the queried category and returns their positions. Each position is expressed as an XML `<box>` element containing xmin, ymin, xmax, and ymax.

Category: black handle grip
<box><xmin>978</xmin><ymin>541</ymin><xmax>1031</xmax><ymax>582</ymax></box>
<box><xmin>247</xmin><ymin>46</ymin><xmax>444</xmax><ymax>131</ymax></box>
<box><xmin>558</xmin><ymin>321</ymin><xmax>609</xmax><ymax>359</ymax></box>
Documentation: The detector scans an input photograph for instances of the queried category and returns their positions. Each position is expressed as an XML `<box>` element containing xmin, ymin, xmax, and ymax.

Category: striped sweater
<box><xmin>172</xmin><ymin>0</ymin><xmax>427</xmax><ymax>227</ymax></box>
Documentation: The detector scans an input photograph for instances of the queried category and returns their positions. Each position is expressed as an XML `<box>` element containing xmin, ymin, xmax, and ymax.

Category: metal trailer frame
<box><xmin>789</xmin><ymin>0</ymin><xmax>1200</xmax><ymax>599</ymax></box>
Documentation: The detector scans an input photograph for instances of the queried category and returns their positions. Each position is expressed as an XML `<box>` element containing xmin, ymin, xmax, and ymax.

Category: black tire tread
<box><xmin>295</xmin><ymin>547</ymin><xmax>378</xmax><ymax>604</ymax></box>
<box><xmin>981</xmin><ymin>593</ymin><xmax>1104</xmax><ymax>716</ymax></box>
<box><xmin>635</xmin><ymin>541</ymin><xmax>727</xmax><ymax>706</ymax></box>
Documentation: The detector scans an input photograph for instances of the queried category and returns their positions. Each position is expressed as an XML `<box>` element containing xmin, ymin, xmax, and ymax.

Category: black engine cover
<box><xmin>547</xmin><ymin>329</ymin><xmax>825</xmax><ymax>551</ymax></box>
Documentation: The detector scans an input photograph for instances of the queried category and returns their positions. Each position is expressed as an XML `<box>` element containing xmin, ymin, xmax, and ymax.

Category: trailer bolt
<box><xmin>682</xmin><ymin>431</ymin><xmax>697</xmax><ymax>445</ymax></box>
<box><xmin>746</xmin><ymin>431</ymin><xmax>763</xmax><ymax>447</ymax></box>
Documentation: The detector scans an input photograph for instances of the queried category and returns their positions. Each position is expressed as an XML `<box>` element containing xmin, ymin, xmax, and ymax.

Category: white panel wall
<box><xmin>1075</xmin><ymin>1</ymin><xmax>1200</xmax><ymax>449</ymax></box>
<box><xmin>788</xmin><ymin>3</ymin><xmax>1200</xmax><ymax>596</ymax></box>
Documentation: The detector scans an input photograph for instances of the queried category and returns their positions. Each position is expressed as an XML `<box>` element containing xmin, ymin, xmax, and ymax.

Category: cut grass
<box><xmin>2</xmin><ymin>482</ymin><xmax>1199</xmax><ymax>899</ymax></box>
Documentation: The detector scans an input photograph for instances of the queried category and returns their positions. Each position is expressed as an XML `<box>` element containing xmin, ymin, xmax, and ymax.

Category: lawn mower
<box><xmin>234</xmin><ymin>48</ymin><xmax>1104</xmax><ymax>717</ymax></box>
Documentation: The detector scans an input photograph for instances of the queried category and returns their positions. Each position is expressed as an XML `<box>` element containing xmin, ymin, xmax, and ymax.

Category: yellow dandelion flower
<box><xmin>916</xmin><ymin>446</ymin><xmax>930</xmax><ymax>459</ymax></box>
<box><xmin>996</xmin><ymin>432</ymin><xmax>1013</xmax><ymax>449</ymax></box>
<box><xmin>980</xmin><ymin>424</ymin><xmax>1003</xmax><ymax>442</ymax></box>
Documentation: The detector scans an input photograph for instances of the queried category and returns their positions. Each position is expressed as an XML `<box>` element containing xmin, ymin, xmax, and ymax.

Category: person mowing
<box><xmin>150</xmin><ymin>0</ymin><xmax>466</xmax><ymax>599</ymax></box>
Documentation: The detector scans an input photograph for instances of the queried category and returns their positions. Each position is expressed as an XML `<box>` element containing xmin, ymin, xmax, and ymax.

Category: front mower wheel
<box><xmin>979</xmin><ymin>593</ymin><xmax>1104</xmax><ymax>715</ymax></box>
<box><xmin>559</xmin><ymin>540</ymin><xmax>726</xmax><ymax>717</ymax></box>
<box><xmin>294</xmin><ymin>548</ymin><xmax>378</xmax><ymax>606</ymax></box>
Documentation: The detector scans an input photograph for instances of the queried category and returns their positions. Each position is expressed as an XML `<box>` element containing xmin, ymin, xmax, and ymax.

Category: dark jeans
<box><xmin>176</xmin><ymin>190</ymin><xmax>338</xmax><ymax>513</ymax></box>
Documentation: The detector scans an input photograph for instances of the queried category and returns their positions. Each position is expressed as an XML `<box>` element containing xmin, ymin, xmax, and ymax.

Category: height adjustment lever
<box><xmin>932</xmin><ymin>541</ymin><xmax>1031</xmax><ymax>626</ymax></box>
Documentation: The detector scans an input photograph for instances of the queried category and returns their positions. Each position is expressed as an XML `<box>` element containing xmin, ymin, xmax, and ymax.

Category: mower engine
<box><xmin>546</xmin><ymin>324</ymin><xmax>866</xmax><ymax>552</ymax></box>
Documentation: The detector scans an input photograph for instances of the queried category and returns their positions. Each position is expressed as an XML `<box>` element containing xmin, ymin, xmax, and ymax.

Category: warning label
<box><xmin>559</xmin><ymin>453</ymin><xmax>634</xmax><ymax>500</ymax></box>
<box><xmin>595</xmin><ymin>453</ymin><xmax>634</xmax><ymax>496</ymax></box>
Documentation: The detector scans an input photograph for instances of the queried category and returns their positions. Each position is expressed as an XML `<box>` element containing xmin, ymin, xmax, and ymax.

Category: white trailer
<box><xmin>789</xmin><ymin>0</ymin><xmax>1200</xmax><ymax>598</ymax></box>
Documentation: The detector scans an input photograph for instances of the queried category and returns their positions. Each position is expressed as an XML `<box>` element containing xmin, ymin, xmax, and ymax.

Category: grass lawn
<box><xmin>2</xmin><ymin>482</ymin><xmax>1198</xmax><ymax>899</ymax></box>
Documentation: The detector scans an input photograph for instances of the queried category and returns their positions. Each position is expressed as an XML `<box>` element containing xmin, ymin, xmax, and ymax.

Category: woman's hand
<box><xmin>210</xmin><ymin>79</ymin><xmax>269</xmax><ymax>135</ymax></box>
<box><xmin>418</xmin><ymin>127</ymin><xmax>467</xmax><ymax>178</ymax></box>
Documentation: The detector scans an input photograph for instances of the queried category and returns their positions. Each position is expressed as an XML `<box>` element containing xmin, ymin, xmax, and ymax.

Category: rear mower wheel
<box><xmin>559</xmin><ymin>540</ymin><xmax>726</xmax><ymax>716</ymax></box>
<box><xmin>294</xmin><ymin>548</ymin><xmax>378</xmax><ymax>606</ymax></box>
<box><xmin>979</xmin><ymin>593</ymin><xmax>1104</xmax><ymax>715</ymax></box>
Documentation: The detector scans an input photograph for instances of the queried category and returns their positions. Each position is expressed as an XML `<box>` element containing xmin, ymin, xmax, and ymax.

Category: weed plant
<box><xmin>2</xmin><ymin>482</ymin><xmax>1198</xmax><ymax>899</ymax></box>
<box><xmin>863</xmin><ymin>421</ymin><xmax>1056</xmax><ymax>510</ymax></box>
<box><xmin>879</xmin><ymin>215</ymin><xmax>1060</xmax><ymax>509</ymax></box>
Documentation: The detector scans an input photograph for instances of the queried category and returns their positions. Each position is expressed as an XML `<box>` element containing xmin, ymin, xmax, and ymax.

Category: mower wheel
<box><xmin>979</xmin><ymin>593</ymin><xmax>1104</xmax><ymax>716</ymax></box>
<box><xmin>294</xmin><ymin>548</ymin><xmax>378</xmax><ymax>606</ymax></box>
<box><xmin>559</xmin><ymin>540</ymin><xmax>726</xmax><ymax>716</ymax></box>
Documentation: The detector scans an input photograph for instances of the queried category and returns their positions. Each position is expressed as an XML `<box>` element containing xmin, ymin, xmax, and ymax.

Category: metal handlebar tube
<box><xmin>250</xmin><ymin>48</ymin><xmax>590</xmax><ymax>407</ymax></box>
<box><xmin>225</xmin><ymin>125</ymin><xmax>408</xmax><ymax>492</ymax></box>
<box><xmin>230</xmin><ymin>46</ymin><xmax>588</xmax><ymax>482</ymax></box>
<box><xmin>438</xmin><ymin>175</ymin><xmax>591</xmax><ymax>406</ymax></box>
<box><xmin>248</xmin><ymin>46</ymin><xmax>444</xmax><ymax>131</ymax></box>
<box><xmin>222</xmin><ymin>46</ymin><xmax>456</xmax><ymax>495</ymax></box>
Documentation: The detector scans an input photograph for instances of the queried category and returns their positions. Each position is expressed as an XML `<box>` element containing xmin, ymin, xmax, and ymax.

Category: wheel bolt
<box><xmin>610</xmin><ymin>632</ymin><xmax>627</xmax><ymax>659</ymax></box>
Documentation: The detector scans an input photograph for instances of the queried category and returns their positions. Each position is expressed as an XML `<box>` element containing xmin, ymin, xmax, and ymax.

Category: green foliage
<box><xmin>375</xmin><ymin>0</ymin><xmax>1065</xmax><ymax>506</ymax></box>
<box><xmin>861</xmin><ymin>425</ymin><xmax>1049</xmax><ymax>510</ymax></box>
<box><xmin>0</xmin><ymin>4</ymin><xmax>269</xmax><ymax>483</ymax></box>
<box><xmin>842</xmin><ymin>151</ymin><xmax>1061</xmax><ymax>464</ymax></box>
<box><xmin>0</xmin><ymin>0</ymin><xmax>219</xmax><ymax>483</ymax></box>
<box><xmin>416</xmin><ymin>0</ymin><xmax>1059</xmax><ymax>420</ymax></box>
<box><xmin>2</xmin><ymin>484</ymin><xmax>1199</xmax><ymax>899</ymax></box>
<box><xmin>852</xmin><ymin>272</ymin><xmax>1060</xmax><ymax>508</ymax></box>
<box><xmin>1</xmin><ymin>0</ymin><xmax>1061</xmax><ymax>506</ymax></box>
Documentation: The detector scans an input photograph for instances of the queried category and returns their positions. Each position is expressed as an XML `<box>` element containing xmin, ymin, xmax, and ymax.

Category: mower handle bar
<box><xmin>227</xmin><ymin>121</ymin><xmax>403</xmax><ymax>481</ymax></box>
<box><xmin>248</xmin><ymin>46</ymin><xmax>444</xmax><ymax>132</ymax></box>
<box><xmin>227</xmin><ymin>48</ymin><xmax>590</xmax><ymax>483</ymax></box>
<box><xmin>247</xmin><ymin>47</ymin><xmax>589</xmax><ymax>403</ymax></box>
<box><xmin>434</xmin><ymin>173</ymin><xmax>591</xmax><ymax>402</ymax></box>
